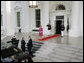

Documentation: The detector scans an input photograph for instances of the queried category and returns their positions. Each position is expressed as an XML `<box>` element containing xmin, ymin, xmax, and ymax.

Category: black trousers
<box><xmin>28</xmin><ymin>47</ymin><xmax>32</xmax><ymax>55</ymax></box>
<box><xmin>21</xmin><ymin>46</ymin><xmax>25</xmax><ymax>52</ymax></box>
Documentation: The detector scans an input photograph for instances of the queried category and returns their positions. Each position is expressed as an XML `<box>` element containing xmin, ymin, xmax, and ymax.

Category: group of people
<box><xmin>11</xmin><ymin>23</ymin><xmax>68</xmax><ymax>53</ymax></box>
<box><xmin>11</xmin><ymin>36</ymin><xmax>33</xmax><ymax>55</ymax></box>
<box><xmin>39</xmin><ymin>22</ymin><xmax>67</xmax><ymax>38</ymax></box>
<box><xmin>38</xmin><ymin>23</ymin><xmax>51</xmax><ymax>39</ymax></box>
<box><xmin>21</xmin><ymin>36</ymin><xmax>32</xmax><ymax>55</ymax></box>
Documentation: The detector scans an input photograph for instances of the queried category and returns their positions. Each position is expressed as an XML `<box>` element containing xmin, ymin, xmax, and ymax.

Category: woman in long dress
<box><xmin>39</xmin><ymin>25</ymin><xmax>43</xmax><ymax>39</ymax></box>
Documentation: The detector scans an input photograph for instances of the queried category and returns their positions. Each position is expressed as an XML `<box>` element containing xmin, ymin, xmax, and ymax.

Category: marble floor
<box><xmin>1</xmin><ymin>32</ymin><xmax>83</xmax><ymax>62</ymax></box>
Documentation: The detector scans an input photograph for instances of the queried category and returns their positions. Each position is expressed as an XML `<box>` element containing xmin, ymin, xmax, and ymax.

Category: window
<box><xmin>17</xmin><ymin>12</ymin><xmax>20</xmax><ymax>27</ymax></box>
<box><xmin>35</xmin><ymin>9</ymin><xmax>41</xmax><ymax>28</ymax></box>
<box><xmin>29</xmin><ymin>1</ymin><xmax>38</xmax><ymax>8</ymax></box>
<box><xmin>56</xmin><ymin>16</ymin><xmax>64</xmax><ymax>19</ymax></box>
<box><xmin>1</xmin><ymin>15</ymin><xmax>3</xmax><ymax>26</ymax></box>
<box><xmin>56</xmin><ymin>4</ymin><xmax>65</xmax><ymax>10</ymax></box>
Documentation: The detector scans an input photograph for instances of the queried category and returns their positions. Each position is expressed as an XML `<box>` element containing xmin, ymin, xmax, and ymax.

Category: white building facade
<box><xmin>1</xmin><ymin>1</ymin><xmax>83</xmax><ymax>37</ymax></box>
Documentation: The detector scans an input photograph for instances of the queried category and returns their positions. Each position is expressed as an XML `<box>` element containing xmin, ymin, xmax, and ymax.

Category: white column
<box><xmin>79</xmin><ymin>1</ymin><xmax>83</xmax><ymax>36</ymax></box>
<box><xmin>21</xmin><ymin>2</ymin><xmax>30</xmax><ymax>33</ymax></box>
<box><xmin>41</xmin><ymin>1</ymin><xmax>49</xmax><ymax>35</ymax></box>
<box><xmin>69</xmin><ymin>1</ymin><xmax>80</xmax><ymax>37</ymax></box>
<box><xmin>1</xmin><ymin>1</ymin><xmax>6</xmax><ymax>35</ymax></box>
<box><xmin>64</xmin><ymin>14</ymin><xmax>67</xmax><ymax>35</ymax></box>
<box><xmin>11</xmin><ymin>1</ymin><xmax>16</xmax><ymax>34</ymax></box>
<box><xmin>5</xmin><ymin>1</ymin><xmax>14</xmax><ymax>36</ymax></box>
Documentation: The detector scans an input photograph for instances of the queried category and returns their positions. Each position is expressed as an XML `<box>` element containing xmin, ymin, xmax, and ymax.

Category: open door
<box><xmin>55</xmin><ymin>20</ymin><xmax>62</xmax><ymax>34</ymax></box>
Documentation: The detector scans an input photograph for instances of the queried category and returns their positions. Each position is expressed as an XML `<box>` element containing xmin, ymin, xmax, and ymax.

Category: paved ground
<box><xmin>1</xmin><ymin>32</ymin><xmax>83</xmax><ymax>62</ymax></box>
<box><xmin>33</xmin><ymin>42</ymin><xmax>83</xmax><ymax>62</ymax></box>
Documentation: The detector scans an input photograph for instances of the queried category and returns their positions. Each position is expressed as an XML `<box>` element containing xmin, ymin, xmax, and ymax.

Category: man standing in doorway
<box><xmin>61</xmin><ymin>23</ymin><xmax>65</xmax><ymax>37</ymax></box>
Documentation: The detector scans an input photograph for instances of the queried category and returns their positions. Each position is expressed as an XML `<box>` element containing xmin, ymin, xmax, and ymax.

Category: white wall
<box><xmin>69</xmin><ymin>1</ymin><xmax>83</xmax><ymax>37</ymax></box>
<box><xmin>79</xmin><ymin>1</ymin><xmax>83</xmax><ymax>36</ymax></box>
<box><xmin>1</xmin><ymin>1</ymin><xmax>6</xmax><ymax>35</ymax></box>
<box><xmin>41</xmin><ymin>1</ymin><xmax>49</xmax><ymax>35</ymax></box>
<box><xmin>29</xmin><ymin>8</ymin><xmax>36</xmax><ymax>31</ymax></box>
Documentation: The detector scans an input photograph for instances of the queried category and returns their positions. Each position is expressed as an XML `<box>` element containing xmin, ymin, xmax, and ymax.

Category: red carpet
<box><xmin>36</xmin><ymin>34</ymin><xmax>60</xmax><ymax>41</ymax></box>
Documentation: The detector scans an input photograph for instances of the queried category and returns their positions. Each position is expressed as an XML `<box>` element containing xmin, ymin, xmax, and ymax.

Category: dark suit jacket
<box><xmin>61</xmin><ymin>25</ymin><xmax>65</xmax><ymax>31</ymax></box>
<box><xmin>21</xmin><ymin>40</ymin><xmax>25</xmax><ymax>48</ymax></box>
<box><xmin>27</xmin><ymin>39</ymin><xmax>32</xmax><ymax>49</ymax></box>
<box><xmin>47</xmin><ymin>24</ymin><xmax>51</xmax><ymax>30</ymax></box>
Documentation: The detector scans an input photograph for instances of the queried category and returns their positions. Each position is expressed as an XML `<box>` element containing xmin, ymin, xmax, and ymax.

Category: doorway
<box><xmin>55</xmin><ymin>20</ymin><xmax>62</xmax><ymax>34</ymax></box>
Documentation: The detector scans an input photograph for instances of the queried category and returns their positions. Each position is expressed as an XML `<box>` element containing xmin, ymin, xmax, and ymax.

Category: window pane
<box><xmin>17</xmin><ymin>12</ymin><xmax>20</xmax><ymax>27</ymax></box>
<box><xmin>29</xmin><ymin>1</ymin><xmax>32</xmax><ymax>5</ymax></box>
<box><xmin>56</xmin><ymin>16</ymin><xmax>64</xmax><ymax>19</ymax></box>
<box><xmin>35</xmin><ymin>9</ymin><xmax>40</xmax><ymax>28</ymax></box>
<box><xmin>56</xmin><ymin>5</ymin><xmax>65</xmax><ymax>10</ymax></box>
<box><xmin>36</xmin><ymin>21</ymin><xmax>40</xmax><ymax>27</ymax></box>
<box><xmin>33</xmin><ymin>1</ymin><xmax>36</xmax><ymax>5</ymax></box>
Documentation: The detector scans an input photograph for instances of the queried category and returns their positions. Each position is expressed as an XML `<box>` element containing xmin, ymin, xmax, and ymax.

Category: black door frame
<box><xmin>55</xmin><ymin>16</ymin><xmax>64</xmax><ymax>35</ymax></box>
<box><xmin>55</xmin><ymin>20</ymin><xmax>62</xmax><ymax>34</ymax></box>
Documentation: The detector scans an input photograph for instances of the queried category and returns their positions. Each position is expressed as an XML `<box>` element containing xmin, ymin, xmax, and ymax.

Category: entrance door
<box><xmin>55</xmin><ymin>20</ymin><xmax>62</xmax><ymax>34</ymax></box>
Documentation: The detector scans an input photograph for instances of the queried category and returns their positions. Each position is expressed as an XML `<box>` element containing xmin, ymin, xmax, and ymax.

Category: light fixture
<box><xmin>29</xmin><ymin>1</ymin><xmax>38</xmax><ymax>8</ymax></box>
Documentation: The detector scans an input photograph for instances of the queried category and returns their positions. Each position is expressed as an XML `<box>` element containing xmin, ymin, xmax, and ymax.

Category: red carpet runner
<box><xmin>36</xmin><ymin>34</ymin><xmax>60</xmax><ymax>41</ymax></box>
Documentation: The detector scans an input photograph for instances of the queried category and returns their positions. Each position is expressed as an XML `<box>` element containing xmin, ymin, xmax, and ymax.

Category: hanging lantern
<box><xmin>29</xmin><ymin>1</ymin><xmax>38</xmax><ymax>8</ymax></box>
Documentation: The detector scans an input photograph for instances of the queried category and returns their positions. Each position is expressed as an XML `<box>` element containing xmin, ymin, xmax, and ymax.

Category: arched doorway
<box><xmin>55</xmin><ymin>16</ymin><xmax>64</xmax><ymax>34</ymax></box>
<box><xmin>55</xmin><ymin>4</ymin><xmax>68</xmax><ymax>35</ymax></box>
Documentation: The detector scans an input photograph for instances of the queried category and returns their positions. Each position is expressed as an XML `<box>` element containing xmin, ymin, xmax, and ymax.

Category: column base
<box><xmin>69</xmin><ymin>29</ymin><xmax>80</xmax><ymax>37</ymax></box>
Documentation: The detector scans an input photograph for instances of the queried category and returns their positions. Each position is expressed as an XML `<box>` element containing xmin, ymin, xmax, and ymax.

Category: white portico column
<box><xmin>41</xmin><ymin>1</ymin><xmax>49</xmax><ymax>35</ymax></box>
<box><xmin>69</xmin><ymin>1</ymin><xmax>80</xmax><ymax>37</ymax></box>
<box><xmin>64</xmin><ymin>14</ymin><xmax>67</xmax><ymax>36</ymax></box>
<box><xmin>5</xmin><ymin>1</ymin><xmax>14</xmax><ymax>36</ymax></box>
<box><xmin>21</xmin><ymin>2</ymin><xmax>30</xmax><ymax>33</ymax></box>
<box><xmin>79</xmin><ymin>1</ymin><xmax>83</xmax><ymax>36</ymax></box>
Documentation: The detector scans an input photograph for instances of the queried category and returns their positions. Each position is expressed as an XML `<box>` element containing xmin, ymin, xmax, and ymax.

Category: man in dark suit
<box><xmin>21</xmin><ymin>37</ymin><xmax>26</xmax><ymax>52</ymax></box>
<box><xmin>61</xmin><ymin>24</ymin><xmax>65</xmax><ymax>37</ymax></box>
<box><xmin>47</xmin><ymin>23</ymin><xmax>51</xmax><ymax>35</ymax></box>
<box><xmin>27</xmin><ymin>36</ymin><xmax>33</xmax><ymax>55</ymax></box>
